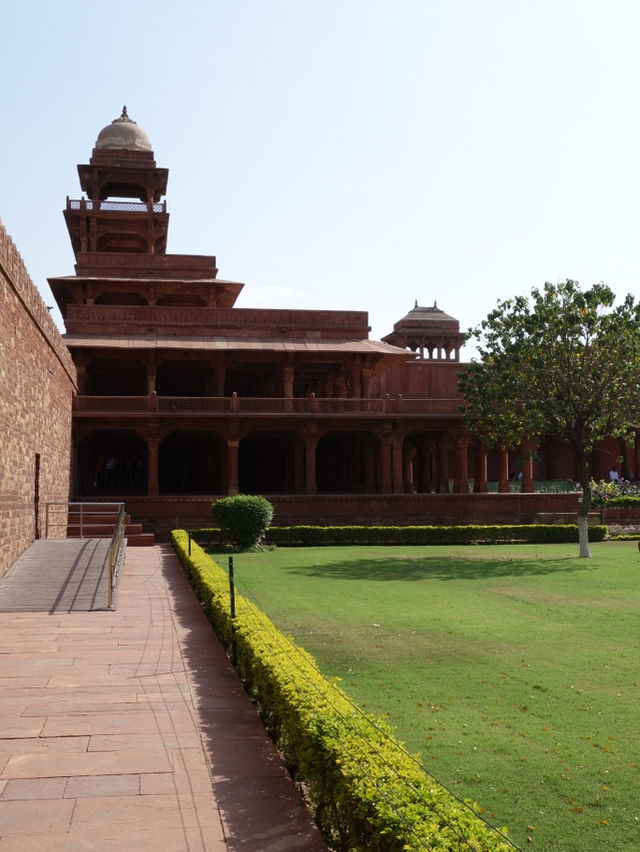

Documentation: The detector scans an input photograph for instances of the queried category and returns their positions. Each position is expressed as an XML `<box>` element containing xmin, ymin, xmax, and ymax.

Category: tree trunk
<box><xmin>577</xmin><ymin>512</ymin><xmax>591</xmax><ymax>558</ymax></box>
<box><xmin>576</xmin><ymin>445</ymin><xmax>591</xmax><ymax>558</ymax></box>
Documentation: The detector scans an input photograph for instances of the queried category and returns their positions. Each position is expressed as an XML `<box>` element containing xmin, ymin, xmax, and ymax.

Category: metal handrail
<box><xmin>107</xmin><ymin>505</ymin><xmax>126</xmax><ymax>610</ymax></box>
<box><xmin>45</xmin><ymin>502</ymin><xmax>126</xmax><ymax>610</ymax></box>
<box><xmin>45</xmin><ymin>501</ymin><xmax>126</xmax><ymax>538</ymax></box>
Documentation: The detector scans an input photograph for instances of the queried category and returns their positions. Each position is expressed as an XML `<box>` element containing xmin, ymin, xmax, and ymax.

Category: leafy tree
<box><xmin>458</xmin><ymin>280</ymin><xmax>640</xmax><ymax>557</ymax></box>
<box><xmin>211</xmin><ymin>494</ymin><xmax>274</xmax><ymax>550</ymax></box>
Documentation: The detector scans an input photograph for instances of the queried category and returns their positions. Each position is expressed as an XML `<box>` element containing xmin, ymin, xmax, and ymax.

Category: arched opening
<box><xmin>158</xmin><ymin>432</ymin><xmax>223</xmax><ymax>495</ymax></box>
<box><xmin>239</xmin><ymin>432</ymin><xmax>298</xmax><ymax>494</ymax></box>
<box><xmin>76</xmin><ymin>430</ymin><xmax>146</xmax><ymax>496</ymax></box>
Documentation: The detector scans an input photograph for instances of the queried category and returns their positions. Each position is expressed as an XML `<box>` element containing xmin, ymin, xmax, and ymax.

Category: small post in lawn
<box><xmin>228</xmin><ymin>556</ymin><xmax>237</xmax><ymax>666</ymax></box>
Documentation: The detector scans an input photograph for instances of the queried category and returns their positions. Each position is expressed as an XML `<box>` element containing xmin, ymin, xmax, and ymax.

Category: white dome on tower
<box><xmin>95</xmin><ymin>106</ymin><xmax>152</xmax><ymax>152</ymax></box>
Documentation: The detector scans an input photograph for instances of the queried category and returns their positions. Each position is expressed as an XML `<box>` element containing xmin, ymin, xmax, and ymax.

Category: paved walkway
<box><xmin>0</xmin><ymin>544</ymin><xmax>328</xmax><ymax>851</ymax></box>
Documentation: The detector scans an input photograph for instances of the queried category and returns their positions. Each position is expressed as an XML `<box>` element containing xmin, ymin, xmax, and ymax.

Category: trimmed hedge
<box><xmin>604</xmin><ymin>496</ymin><xmax>640</xmax><ymax>508</ymax></box>
<box><xmin>211</xmin><ymin>494</ymin><xmax>274</xmax><ymax>549</ymax></box>
<box><xmin>172</xmin><ymin>530</ymin><xmax>514</xmax><ymax>852</ymax></box>
<box><xmin>190</xmin><ymin>523</ymin><xmax>608</xmax><ymax>547</ymax></box>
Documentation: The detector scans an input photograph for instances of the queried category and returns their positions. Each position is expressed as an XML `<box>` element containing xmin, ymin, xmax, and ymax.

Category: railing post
<box><xmin>229</xmin><ymin>557</ymin><xmax>237</xmax><ymax>666</ymax></box>
<box><xmin>108</xmin><ymin>548</ymin><xmax>113</xmax><ymax>610</ymax></box>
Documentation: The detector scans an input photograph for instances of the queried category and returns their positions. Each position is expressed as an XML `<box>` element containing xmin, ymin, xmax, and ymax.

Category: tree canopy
<box><xmin>458</xmin><ymin>280</ymin><xmax>640</xmax><ymax>556</ymax></box>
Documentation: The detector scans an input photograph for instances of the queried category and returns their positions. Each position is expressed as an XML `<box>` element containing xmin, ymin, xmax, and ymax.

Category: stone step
<box><xmin>66</xmin><ymin>523</ymin><xmax>155</xmax><ymax>547</ymax></box>
<box><xmin>126</xmin><ymin>533</ymin><xmax>156</xmax><ymax>547</ymax></box>
<box><xmin>67</xmin><ymin>512</ymin><xmax>131</xmax><ymax>524</ymax></box>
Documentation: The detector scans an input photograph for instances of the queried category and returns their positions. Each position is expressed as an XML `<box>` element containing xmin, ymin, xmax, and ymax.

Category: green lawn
<box><xmin>206</xmin><ymin>541</ymin><xmax>640</xmax><ymax>851</ymax></box>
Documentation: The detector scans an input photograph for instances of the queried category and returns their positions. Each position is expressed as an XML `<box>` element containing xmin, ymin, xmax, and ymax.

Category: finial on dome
<box><xmin>113</xmin><ymin>105</ymin><xmax>132</xmax><ymax>124</ymax></box>
<box><xmin>414</xmin><ymin>299</ymin><xmax>418</xmax><ymax>308</ymax></box>
<box><xmin>433</xmin><ymin>300</ymin><xmax>437</xmax><ymax>308</ymax></box>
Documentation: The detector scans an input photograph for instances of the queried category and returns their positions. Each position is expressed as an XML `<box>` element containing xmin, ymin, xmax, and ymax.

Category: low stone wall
<box><xmin>0</xmin><ymin>220</ymin><xmax>77</xmax><ymax>575</ymax></box>
<box><xmin>106</xmin><ymin>491</ymin><xmax>587</xmax><ymax>541</ymax></box>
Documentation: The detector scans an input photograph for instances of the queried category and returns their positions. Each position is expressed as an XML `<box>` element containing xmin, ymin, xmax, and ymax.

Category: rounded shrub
<box><xmin>211</xmin><ymin>494</ymin><xmax>274</xmax><ymax>550</ymax></box>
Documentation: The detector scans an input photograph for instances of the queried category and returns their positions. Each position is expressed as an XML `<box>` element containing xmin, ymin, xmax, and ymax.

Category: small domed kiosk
<box><xmin>382</xmin><ymin>301</ymin><xmax>466</xmax><ymax>361</ymax></box>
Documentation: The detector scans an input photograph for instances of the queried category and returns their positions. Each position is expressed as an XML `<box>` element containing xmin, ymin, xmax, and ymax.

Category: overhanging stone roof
<box><xmin>64</xmin><ymin>334</ymin><xmax>413</xmax><ymax>372</ymax></box>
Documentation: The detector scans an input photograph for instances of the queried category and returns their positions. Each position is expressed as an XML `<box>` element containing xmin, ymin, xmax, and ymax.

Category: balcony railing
<box><xmin>67</xmin><ymin>198</ymin><xmax>166</xmax><ymax>213</ymax></box>
<box><xmin>73</xmin><ymin>394</ymin><xmax>464</xmax><ymax>416</ymax></box>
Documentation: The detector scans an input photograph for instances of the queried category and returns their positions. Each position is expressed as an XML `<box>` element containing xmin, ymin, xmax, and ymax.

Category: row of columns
<box><xmin>75</xmin><ymin>357</ymin><xmax>377</xmax><ymax>400</ymax></box>
<box><xmin>80</xmin><ymin>422</ymin><xmax>539</xmax><ymax>498</ymax></box>
<box><xmin>142</xmin><ymin>431</ymin><xmax>531</xmax><ymax>498</ymax></box>
<box><xmin>140</xmin><ymin>428</ymin><xmax>413</xmax><ymax>498</ymax></box>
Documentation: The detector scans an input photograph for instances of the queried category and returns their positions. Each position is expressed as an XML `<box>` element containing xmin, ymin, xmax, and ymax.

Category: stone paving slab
<box><xmin>0</xmin><ymin>544</ymin><xmax>328</xmax><ymax>851</ymax></box>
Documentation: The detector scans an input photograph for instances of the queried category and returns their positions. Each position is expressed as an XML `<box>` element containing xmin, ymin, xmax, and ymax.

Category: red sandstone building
<box><xmin>41</xmin><ymin>107</ymin><xmax>637</xmax><ymax>536</ymax></box>
<box><xmin>3</xmin><ymin>108</ymin><xmax>635</xmax><ymax>561</ymax></box>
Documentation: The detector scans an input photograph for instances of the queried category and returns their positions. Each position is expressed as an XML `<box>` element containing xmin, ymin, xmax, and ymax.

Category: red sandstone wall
<box><xmin>0</xmin><ymin>220</ymin><xmax>77</xmax><ymax>576</ymax></box>
<box><xmin>116</xmin><ymin>492</ymin><xmax>585</xmax><ymax>541</ymax></box>
<box><xmin>371</xmin><ymin>359</ymin><xmax>464</xmax><ymax>399</ymax></box>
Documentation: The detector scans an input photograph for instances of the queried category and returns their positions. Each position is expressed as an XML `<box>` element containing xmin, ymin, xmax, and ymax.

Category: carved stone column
<box><xmin>473</xmin><ymin>444</ymin><xmax>488</xmax><ymax>493</ymax></box>
<box><xmin>438</xmin><ymin>441</ymin><xmax>450</xmax><ymax>493</ymax></box>
<box><xmin>282</xmin><ymin>365</ymin><xmax>294</xmax><ymax>398</ymax></box>
<box><xmin>304</xmin><ymin>428</ymin><xmax>318</xmax><ymax>495</ymax></box>
<box><xmin>392</xmin><ymin>435</ymin><xmax>404</xmax><ymax>494</ymax></box>
<box><xmin>521</xmin><ymin>440</ymin><xmax>535</xmax><ymax>493</ymax></box>
<box><xmin>227</xmin><ymin>439</ymin><xmax>239</xmax><ymax>495</ymax></box>
<box><xmin>283</xmin><ymin>365</ymin><xmax>294</xmax><ymax>412</ymax></box>
<box><xmin>498</xmin><ymin>447</ymin><xmax>510</xmax><ymax>493</ymax></box>
<box><xmin>146</xmin><ymin>353</ymin><xmax>157</xmax><ymax>396</ymax></box>
<box><xmin>349</xmin><ymin>362</ymin><xmax>361</xmax><ymax>398</ymax></box>
<box><xmin>361</xmin><ymin>368</ymin><xmax>373</xmax><ymax>400</ymax></box>
<box><xmin>379</xmin><ymin>433</ymin><xmax>393</xmax><ymax>494</ymax></box>
<box><xmin>147</xmin><ymin>438</ymin><xmax>159</xmax><ymax>497</ymax></box>
<box><xmin>455</xmin><ymin>438</ymin><xmax>469</xmax><ymax>494</ymax></box>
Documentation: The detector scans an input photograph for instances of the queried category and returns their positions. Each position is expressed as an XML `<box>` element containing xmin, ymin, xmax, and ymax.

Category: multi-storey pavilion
<box><xmin>48</xmin><ymin>111</ymin><xmax>465</xmax><ymax>507</ymax></box>
<box><xmin>48</xmin><ymin>109</ymin><xmax>631</xmax><ymax>533</ymax></box>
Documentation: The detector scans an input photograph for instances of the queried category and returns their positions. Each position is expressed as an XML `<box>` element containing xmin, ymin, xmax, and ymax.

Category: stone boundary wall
<box><xmin>101</xmin><ymin>492</ymin><xmax>585</xmax><ymax>541</ymax></box>
<box><xmin>0</xmin><ymin>220</ymin><xmax>77</xmax><ymax>575</ymax></box>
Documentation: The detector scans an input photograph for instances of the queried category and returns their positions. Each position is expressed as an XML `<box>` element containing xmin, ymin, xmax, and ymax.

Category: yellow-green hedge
<box><xmin>172</xmin><ymin>530</ymin><xmax>514</xmax><ymax>851</ymax></box>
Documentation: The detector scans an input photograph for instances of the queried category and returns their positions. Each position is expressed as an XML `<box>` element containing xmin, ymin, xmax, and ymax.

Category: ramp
<box><xmin>0</xmin><ymin>539</ymin><xmax>117</xmax><ymax>612</ymax></box>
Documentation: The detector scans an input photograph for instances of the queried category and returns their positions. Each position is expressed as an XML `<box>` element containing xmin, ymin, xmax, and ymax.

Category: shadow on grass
<box><xmin>281</xmin><ymin>555</ymin><xmax>590</xmax><ymax>582</ymax></box>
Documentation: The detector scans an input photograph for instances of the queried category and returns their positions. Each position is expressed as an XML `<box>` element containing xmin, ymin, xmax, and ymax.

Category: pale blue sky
<box><xmin>2</xmin><ymin>1</ymin><xmax>639</xmax><ymax>357</ymax></box>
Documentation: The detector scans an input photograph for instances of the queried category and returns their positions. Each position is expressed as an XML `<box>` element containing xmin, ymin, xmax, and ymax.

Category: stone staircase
<box><xmin>66</xmin><ymin>506</ymin><xmax>155</xmax><ymax>547</ymax></box>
